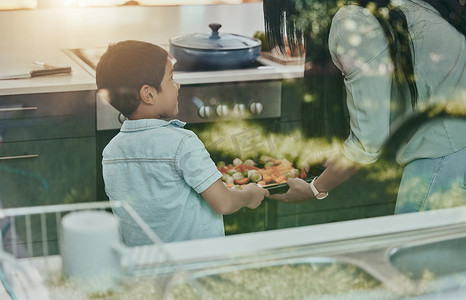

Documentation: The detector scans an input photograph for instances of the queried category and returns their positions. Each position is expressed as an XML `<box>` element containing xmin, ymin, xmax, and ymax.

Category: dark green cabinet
<box><xmin>0</xmin><ymin>90</ymin><xmax>97</xmax><ymax>257</ymax></box>
<box><xmin>0</xmin><ymin>137</ymin><xmax>96</xmax><ymax>208</ymax></box>
<box><xmin>0</xmin><ymin>91</ymin><xmax>96</xmax><ymax>208</ymax></box>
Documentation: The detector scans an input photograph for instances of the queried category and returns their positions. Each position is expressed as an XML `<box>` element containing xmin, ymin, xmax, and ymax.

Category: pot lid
<box><xmin>170</xmin><ymin>23</ymin><xmax>261</xmax><ymax>50</ymax></box>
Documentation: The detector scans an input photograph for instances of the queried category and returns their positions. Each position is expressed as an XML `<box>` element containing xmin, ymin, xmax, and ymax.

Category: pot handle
<box><xmin>209</xmin><ymin>23</ymin><xmax>221</xmax><ymax>39</ymax></box>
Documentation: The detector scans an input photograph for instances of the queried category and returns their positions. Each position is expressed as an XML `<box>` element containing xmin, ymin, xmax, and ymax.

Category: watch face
<box><xmin>316</xmin><ymin>192</ymin><xmax>328</xmax><ymax>200</ymax></box>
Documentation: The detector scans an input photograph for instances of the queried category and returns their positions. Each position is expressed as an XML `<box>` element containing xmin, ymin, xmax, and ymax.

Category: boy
<box><xmin>96</xmin><ymin>40</ymin><xmax>269</xmax><ymax>245</ymax></box>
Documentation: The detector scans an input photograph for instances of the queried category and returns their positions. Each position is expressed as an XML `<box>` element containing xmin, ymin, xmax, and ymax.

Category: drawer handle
<box><xmin>0</xmin><ymin>106</ymin><xmax>38</xmax><ymax>112</ymax></box>
<box><xmin>0</xmin><ymin>154</ymin><xmax>39</xmax><ymax>161</ymax></box>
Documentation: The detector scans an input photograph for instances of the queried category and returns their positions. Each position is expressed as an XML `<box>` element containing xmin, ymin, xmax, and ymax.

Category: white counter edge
<box><xmin>161</xmin><ymin>206</ymin><xmax>466</xmax><ymax>263</ymax></box>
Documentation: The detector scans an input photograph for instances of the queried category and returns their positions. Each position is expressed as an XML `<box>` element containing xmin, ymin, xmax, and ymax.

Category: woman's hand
<box><xmin>268</xmin><ymin>178</ymin><xmax>314</xmax><ymax>203</ymax></box>
<box><xmin>269</xmin><ymin>151</ymin><xmax>362</xmax><ymax>204</ymax></box>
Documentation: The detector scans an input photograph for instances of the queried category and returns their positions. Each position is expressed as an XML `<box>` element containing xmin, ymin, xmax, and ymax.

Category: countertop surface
<box><xmin>0</xmin><ymin>4</ymin><xmax>304</xmax><ymax>96</ymax></box>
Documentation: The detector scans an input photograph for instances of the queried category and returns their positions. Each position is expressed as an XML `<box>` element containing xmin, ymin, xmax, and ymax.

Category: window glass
<box><xmin>0</xmin><ymin>0</ymin><xmax>259</xmax><ymax>9</ymax></box>
<box><xmin>0</xmin><ymin>0</ymin><xmax>36</xmax><ymax>9</ymax></box>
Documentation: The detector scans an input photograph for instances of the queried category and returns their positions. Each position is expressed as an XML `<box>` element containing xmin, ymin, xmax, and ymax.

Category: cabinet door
<box><xmin>0</xmin><ymin>137</ymin><xmax>96</xmax><ymax>208</ymax></box>
<box><xmin>0</xmin><ymin>91</ymin><xmax>95</xmax><ymax>142</ymax></box>
<box><xmin>0</xmin><ymin>138</ymin><xmax>96</xmax><ymax>256</ymax></box>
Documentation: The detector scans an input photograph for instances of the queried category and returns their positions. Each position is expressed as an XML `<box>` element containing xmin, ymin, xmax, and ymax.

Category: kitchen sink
<box><xmin>166</xmin><ymin>257</ymin><xmax>396</xmax><ymax>300</ymax></box>
<box><xmin>158</xmin><ymin>227</ymin><xmax>466</xmax><ymax>299</ymax></box>
<box><xmin>389</xmin><ymin>236</ymin><xmax>466</xmax><ymax>288</ymax></box>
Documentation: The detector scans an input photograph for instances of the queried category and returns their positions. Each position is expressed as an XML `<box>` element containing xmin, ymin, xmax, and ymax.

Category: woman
<box><xmin>264</xmin><ymin>0</ymin><xmax>466</xmax><ymax>213</ymax></box>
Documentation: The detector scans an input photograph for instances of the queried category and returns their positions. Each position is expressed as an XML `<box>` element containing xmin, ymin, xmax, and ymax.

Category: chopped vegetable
<box><xmin>243</xmin><ymin>159</ymin><xmax>256</xmax><ymax>166</ymax></box>
<box><xmin>228</xmin><ymin>169</ymin><xmax>239</xmax><ymax>176</ymax></box>
<box><xmin>234</xmin><ymin>177</ymin><xmax>250</xmax><ymax>185</ymax></box>
<box><xmin>270</xmin><ymin>166</ymin><xmax>281</xmax><ymax>177</ymax></box>
<box><xmin>232</xmin><ymin>172</ymin><xmax>244</xmax><ymax>180</ymax></box>
<box><xmin>271</xmin><ymin>175</ymin><xmax>286</xmax><ymax>183</ymax></box>
<box><xmin>221</xmin><ymin>174</ymin><xmax>234</xmax><ymax>184</ymax></box>
<box><xmin>262</xmin><ymin>174</ymin><xmax>272</xmax><ymax>183</ymax></box>
<box><xmin>300</xmin><ymin>168</ymin><xmax>307</xmax><ymax>179</ymax></box>
<box><xmin>247</xmin><ymin>170</ymin><xmax>259</xmax><ymax>178</ymax></box>
<box><xmin>217</xmin><ymin>157</ymin><xmax>306</xmax><ymax>188</ymax></box>
<box><xmin>259</xmin><ymin>155</ymin><xmax>274</xmax><ymax>164</ymax></box>
<box><xmin>233</xmin><ymin>158</ymin><xmax>243</xmax><ymax>166</ymax></box>
<box><xmin>290</xmin><ymin>168</ymin><xmax>300</xmax><ymax>177</ymax></box>
<box><xmin>264</xmin><ymin>161</ymin><xmax>275</xmax><ymax>168</ymax></box>
<box><xmin>250</xmin><ymin>172</ymin><xmax>262</xmax><ymax>183</ymax></box>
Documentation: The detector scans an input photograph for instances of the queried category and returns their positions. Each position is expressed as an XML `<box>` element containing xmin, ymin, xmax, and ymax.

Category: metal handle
<box><xmin>0</xmin><ymin>154</ymin><xmax>39</xmax><ymax>161</ymax></box>
<box><xmin>209</xmin><ymin>23</ymin><xmax>221</xmax><ymax>40</ymax></box>
<box><xmin>0</xmin><ymin>106</ymin><xmax>38</xmax><ymax>112</ymax></box>
<box><xmin>30</xmin><ymin>67</ymin><xmax>72</xmax><ymax>77</ymax></box>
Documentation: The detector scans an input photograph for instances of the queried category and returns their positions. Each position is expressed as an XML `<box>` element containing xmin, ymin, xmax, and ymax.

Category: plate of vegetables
<box><xmin>216</xmin><ymin>155</ymin><xmax>313</xmax><ymax>194</ymax></box>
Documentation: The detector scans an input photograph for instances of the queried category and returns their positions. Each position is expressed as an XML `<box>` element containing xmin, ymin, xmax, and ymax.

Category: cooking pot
<box><xmin>169</xmin><ymin>23</ymin><xmax>261</xmax><ymax>71</ymax></box>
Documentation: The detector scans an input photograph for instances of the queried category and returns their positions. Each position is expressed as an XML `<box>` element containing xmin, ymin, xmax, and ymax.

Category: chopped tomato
<box><xmin>262</xmin><ymin>174</ymin><xmax>272</xmax><ymax>183</ymax></box>
<box><xmin>233</xmin><ymin>164</ymin><xmax>259</xmax><ymax>173</ymax></box>
<box><xmin>274</xmin><ymin>175</ymin><xmax>286</xmax><ymax>183</ymax></box>
<box><xmin>218</xmin><ymin>166</ymin><xmax>229</xmax><ymax>173</ymax></box>
<box><xmin>259</xmin><ymin>169</ymin><xmax>273</xmax><ymax>176</ymax></box>
<box><xmin>271</xmin><ymin>166</ymin><xmax>281</xmax><ymax>177</ymax></box>
<box><xmin>300</xmin><ymin>168</ymin><xmax>307</xmax><ymax>179</ymax></box>
<box><xmin>234</xmin><ymin>177</ymin><xmax>251</xmax><ymax>185</ymax></box>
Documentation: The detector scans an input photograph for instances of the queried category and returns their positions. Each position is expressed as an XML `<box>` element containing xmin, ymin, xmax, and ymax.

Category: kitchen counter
<box><xmin>0</xmin><ymin>52</ymin><xmax>96</xmax><ymax>96</ymax></box>
<box><xmin>0</xmin><ymin>3</ymin><xmax>304</xmax><ymax>96</ymax></box>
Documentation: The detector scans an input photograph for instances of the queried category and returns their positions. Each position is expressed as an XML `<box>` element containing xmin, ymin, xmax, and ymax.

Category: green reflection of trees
<box><xmin>202</xmin><ymin>0</ymin><xmax>466</xmax><ymax>234</ymax></box>
<box><xmin>194</xmin><ymin>116</ymin><xmax>402</xmax><ymax>234</ymax></box>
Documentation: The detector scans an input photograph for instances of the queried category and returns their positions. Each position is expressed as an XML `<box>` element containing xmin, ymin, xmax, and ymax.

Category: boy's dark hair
<box><xmin>96</xmin><ymin>40</ymin><xmax>168</xmax><ymax>117</ymax></box>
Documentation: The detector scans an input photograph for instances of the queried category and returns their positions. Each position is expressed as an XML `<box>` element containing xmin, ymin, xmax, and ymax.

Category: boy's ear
<box><xmin>139</xmin><ymin>85</ymin><xmax>156</xmax><ymax>104</ymax></box>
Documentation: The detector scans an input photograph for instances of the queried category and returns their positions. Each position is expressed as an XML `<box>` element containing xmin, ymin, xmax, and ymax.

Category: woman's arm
<box><xmin>201</xmin><ymin>180</ymin><xmax>270</xmax><ymax>215</ymax></box>
<box><xmin>269</xmin><ymin>153</ymin><xmax>361</xmax><ymax>203</ymax></box>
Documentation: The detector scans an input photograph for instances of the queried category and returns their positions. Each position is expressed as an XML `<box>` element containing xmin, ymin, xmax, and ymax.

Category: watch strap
<box><xmin>310</xmin><ymin>177</ymin><xmax>328</xmax><ymax>200</ymax></box>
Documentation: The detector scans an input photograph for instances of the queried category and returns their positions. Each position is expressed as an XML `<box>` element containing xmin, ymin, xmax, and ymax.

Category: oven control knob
<box><xmin>198</xmin><ymin>106</ymin><xmax>212</xmax><ymax>119</ymax></box>
<box><xmin>233</xmin><ymin>103</ymin><xmax>246</xmax><ymax>116</ymax></box>
<box><xmin>216</xmin><ymin>104</ymin><xmax>229</xmax><ymax>117</ymax></box>
<box><xmin>249</xmin><ymin>102</ymin><xmax>263</xmax><ymax>115</ymax></box>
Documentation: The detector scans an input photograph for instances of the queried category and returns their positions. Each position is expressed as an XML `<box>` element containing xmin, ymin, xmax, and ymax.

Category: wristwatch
<box><xmin>310</xmin><ymin>177</ymin><xmax>328</xmax><ymax>200</ymax></box>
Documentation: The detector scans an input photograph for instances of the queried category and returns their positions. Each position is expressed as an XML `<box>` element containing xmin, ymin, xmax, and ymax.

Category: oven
<box><xmin>64</xmin><ymin>47</ymin><xmax>305</xmax><ymax>236</ymax></box>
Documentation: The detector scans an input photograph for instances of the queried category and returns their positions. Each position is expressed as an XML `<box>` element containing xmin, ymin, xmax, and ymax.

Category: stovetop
<box><xmin>63</xmin><ymin>47</ymin><xmax>304</xmax><ymax>85</ymax></box>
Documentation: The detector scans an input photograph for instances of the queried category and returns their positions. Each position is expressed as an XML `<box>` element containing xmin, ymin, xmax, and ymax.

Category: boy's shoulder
<box><xmin>121</xmin><ymin>118</ymin><xmax>196</xmax><ymax>137</ymax></box>
<box><xmin>163</xmin><ymin>125</ymin><xmax>200</xmax><ymax>143</ymax></box>
<box><xmin>103</xmin><ymin>122</ymin><xmax>201</xmax><ymax>157</ymax></box>
<box><xmin>166</xmin><ymin>124</ymin><xmax>195</xmax><ymax>135</ymax></box>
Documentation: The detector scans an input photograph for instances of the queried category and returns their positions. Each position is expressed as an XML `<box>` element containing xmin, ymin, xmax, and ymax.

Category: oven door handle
<box><xmin>0</xmin><ymin>154</ymin><xmax>39</xmax><ymax>161</ymax></box>
<box><xmin>0</xmin><ymin>106</ymin><xmax>38</xmax><ymax>112</ymax></box>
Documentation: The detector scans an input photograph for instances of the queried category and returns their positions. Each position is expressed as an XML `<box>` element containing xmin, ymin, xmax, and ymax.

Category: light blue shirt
<box><xmin>329</xmin><ymin>0</ymin><xmax>466</xmax><ymax>165</ymax></box>
<box><xmin>102</xmin><ymin>118</ymin><xmax>223</xmax><ymax>245</ymax></box>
